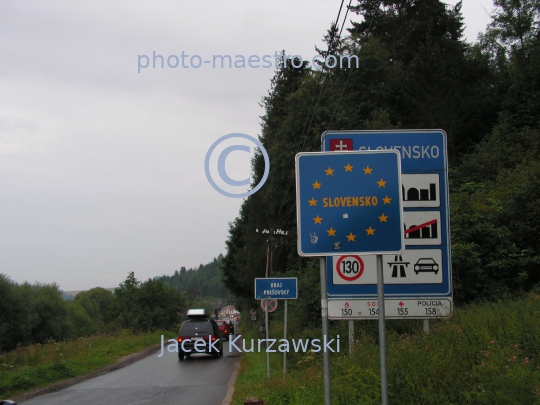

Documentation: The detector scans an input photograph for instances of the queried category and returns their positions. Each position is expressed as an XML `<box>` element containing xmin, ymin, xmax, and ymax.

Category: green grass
<box><xmin>0</xmin><ymin>330</ymin><xmax>172</xmax><ymax>399</ymax></box>
<box><xmin>232</xmin><ymin>292</ymin><xmax>540</xmax><ymax>404</ymax></box>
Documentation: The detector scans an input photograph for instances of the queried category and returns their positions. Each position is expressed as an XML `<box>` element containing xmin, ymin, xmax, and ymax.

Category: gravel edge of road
<box><xmin>13</xmin><ymin>343</ymin><xmax>161</xmax><ymax>403</ymax></box>
<box><xmin>221</xmin><ymin>358</ymin><xmax>241</xmax><ymax>405</ymax></box>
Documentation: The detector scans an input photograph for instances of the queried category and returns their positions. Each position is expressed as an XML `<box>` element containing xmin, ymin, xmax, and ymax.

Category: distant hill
<box><xmin>60</xmin><ymin>291</ymin><xmax>75</xmax><ymax>300</ymax></box>
<box><xmin>59</xmin><ymin>256</ymin><xmax>230</xmax><ymax>302</ymax></box>
<box><xmin>61</xmin><ymin>288</ymin><xmax>114</xmax><ymax>300</ymax></box>
<box><xmin>158</xmin><ymin>254</ymin><xmax>231</xmax><ymax>299</ymax></box>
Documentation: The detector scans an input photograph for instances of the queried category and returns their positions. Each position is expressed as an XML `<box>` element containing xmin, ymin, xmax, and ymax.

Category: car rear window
<box><xmin>180</xmin><ymin>322</ymin><xmax>213</xmax><ymax>335</ymax></box>
<box><xmin>216</xmin><ymin>321</ymin><xmax>226</xmax><ymax>326</ymax></box>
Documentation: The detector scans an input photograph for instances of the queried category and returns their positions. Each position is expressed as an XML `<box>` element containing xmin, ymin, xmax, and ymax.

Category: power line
<box><xmin>276</xmin><ymin>0</ymin><xmax>383</xmax><ymax>229</ymax></box>
<box><xmin>272</xmin><ymin>2</ymin><xmax>346</xmax><ymax>229</ymax></box>
<box><xmin>326</xmin><ymin>0</ymin><xmax>382</xmax><ymax>130</ymax></box>
<box><xmin>271</xmin><ymin>0</ymin><xmax>354</xmax><ymax>230</ymax></box>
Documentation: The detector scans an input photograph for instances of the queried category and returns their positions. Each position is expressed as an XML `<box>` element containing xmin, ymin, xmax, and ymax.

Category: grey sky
<box><xmin>1</xmin><ymin>0</ymin><xmax>494</xmax><ymax>291</ymax></box>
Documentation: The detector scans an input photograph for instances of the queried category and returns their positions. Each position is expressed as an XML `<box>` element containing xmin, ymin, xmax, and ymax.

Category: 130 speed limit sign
<box><xmin>336</xmin><ymin>255</ymin><xmax>364</xmax><ymax>281</ymax></box>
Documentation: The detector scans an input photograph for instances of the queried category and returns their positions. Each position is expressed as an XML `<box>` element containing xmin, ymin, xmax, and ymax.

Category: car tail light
<box><xmin>211</xmin><ymin>335</ymin><xmax>216</xmax><ymax>341</ymax></box>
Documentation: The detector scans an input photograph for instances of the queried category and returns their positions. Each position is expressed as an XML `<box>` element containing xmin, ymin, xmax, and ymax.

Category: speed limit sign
<box><xmin>336</xmin><ymin>255</ymin><xmax>364</xmax><ymax>281</ymax></box>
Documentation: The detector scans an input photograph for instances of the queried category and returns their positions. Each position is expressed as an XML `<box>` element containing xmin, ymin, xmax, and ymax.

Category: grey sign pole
<box><xmin>265</xmin><ymin>304</ymin><xmax>270</xmax><ymax>377</ymax></box>
<box><xmin>377</xmin><ymin>255</ymin><xmax>389</xmax><ymax>405</ymax></box>
<box><xmin>320</xmin><ymin>257</ymin><xmax>331</xmax><ymax>405</ymax></box>
<box><xmin>283</xmin><ymin>299</ymin><xmax>288</xmax><ymax>375</ymax></box>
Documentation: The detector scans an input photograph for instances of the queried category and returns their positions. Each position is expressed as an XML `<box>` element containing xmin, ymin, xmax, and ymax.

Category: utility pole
<box><xmin>257</xmin><ymin>228</ymin><xmax>288</xmax><ymax>278</ymax></box>
<box><xmin>256</xmin><ymin>227</ymin><xmax>288</xmax><ymax>378</ymax></box>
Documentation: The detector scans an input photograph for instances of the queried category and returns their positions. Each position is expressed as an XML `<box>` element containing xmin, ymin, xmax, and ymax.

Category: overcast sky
<box><xmin>1</xmin><ymin>0</ymin><xmax>494</xmax><ymax>291</ymax></box>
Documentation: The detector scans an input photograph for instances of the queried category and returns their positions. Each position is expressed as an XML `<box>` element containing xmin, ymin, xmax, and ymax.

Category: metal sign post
<box><xmin>265</xmin><ymin>305</ymin><xmax>270</xmax><ymax>378</ymax></box>
<box><xmin>283</xmin><ymin>299</ymin><xmax>288</xmax><ymax>375</ymax></box>
<box><xmin>320</xmin><ymin>257</ymin><xmax>331</xmax><ymax>405</ymax></box>
<box><xmin>260</xmin><ymin>299</ymin><xmax>277</xmax><ymax>378</ymax></box>
<box><xmin>377</xmin><ymin>255</ymin><xmax>389</xmax><ymax>405</ymax></box>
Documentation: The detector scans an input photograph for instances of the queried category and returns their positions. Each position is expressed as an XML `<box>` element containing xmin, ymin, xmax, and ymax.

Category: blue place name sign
<box><xmin>255</xmin><ymin>278</ymin><xmax>298</xmax><ymax>300</ymax></box>
<box><xmin>295</xmin><ymin>151</ymin><xmax>404</xmax><ymax>256</ymax></box>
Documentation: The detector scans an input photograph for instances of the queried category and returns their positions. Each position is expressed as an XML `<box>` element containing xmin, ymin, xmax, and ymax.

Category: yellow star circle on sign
<box><xmin>363</xmin><ymin>166</ymin><xmax>373</xmax><ymax>174</ymax></box>
<box><xmin>326</xmin><ymin>227</ymin><xmax>336</xmax><ymax>236</ymax></box>
<box><xmin>377</xmin><ymin>178</ymin><xmax>387</xmax><ymax>187</ymax></box>
<box><xmin>313</xmin><ymin>215</ymin><xmax>323</xmax><ymax>224</ymax></box>
<box><xmin>366</xmin><ymin>226</ymin><xmax>375</xmax><ymax>236</ymax></box>
<box><xmin>344</xmin><ymin>163</ymin><xmax>353</xmax><ymax>172</ymax></box>
<box><xmin>308</xmin><ymin>198</ymin><xmax>317</xmax><ymax>206</ymax></box>
<box><xmin>379</xmin><ymin>213</ymin><xmax>388</xmax><ymax>222</ymax></box>
<box><xmin>346</xmin><ymin>232</ymin><xmax>356</xmax><ymax>242</ymax></box>
<box><xmin>312</xmin><ymin>180</ymin><xmax>321</xmax><ymax>189</ymax></box>
<box><xmin>325</xmin><ymin>167</ymin><xmax>334</xmax><ymax>176</ymax></box>
<box><xmin>383</xmin><ymin>195</ymin><xmax>392</xmax><ymax>204</ymax></box>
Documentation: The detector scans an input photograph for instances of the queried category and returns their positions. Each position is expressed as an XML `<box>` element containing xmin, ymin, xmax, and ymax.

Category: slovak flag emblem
<box><xmin>330</xmin><ymin>139</ymin><xmax>353</xmax><ymax>151</ymax></box>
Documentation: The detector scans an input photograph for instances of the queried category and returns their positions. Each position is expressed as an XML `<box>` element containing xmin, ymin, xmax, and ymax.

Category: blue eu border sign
<box><xmin>322</xmin><ymin>130</ymin><xmax>452</xmax><ymax>319</ymax></box>
<box><xmin>255</xmin><ymin>278</ymin><xmax>298</xmax><ymax>300</ymax></box>
<box><xmin>295</xmin><ymin>151</ymin><xmax>404</xmax><ymax>256</ymax></box>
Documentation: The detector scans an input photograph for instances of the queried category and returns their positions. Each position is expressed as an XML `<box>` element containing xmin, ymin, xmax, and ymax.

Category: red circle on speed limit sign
<box><xmin>336</xmin><ymin>255</ymin><xmax>364</xmax><ymax>281</ymax></box>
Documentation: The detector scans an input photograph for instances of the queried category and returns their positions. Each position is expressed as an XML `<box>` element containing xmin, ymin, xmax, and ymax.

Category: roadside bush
<box><xmin>109</xmin><ymin>272</ymin><xmax>186</xmax><ymax>332</ymax></box>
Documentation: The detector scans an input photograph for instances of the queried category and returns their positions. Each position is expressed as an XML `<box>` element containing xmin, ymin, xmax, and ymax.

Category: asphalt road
<box><xmin>20</xmin><ymin>333</ymin><xmax>242</xmax><ymax>405</ymax></box>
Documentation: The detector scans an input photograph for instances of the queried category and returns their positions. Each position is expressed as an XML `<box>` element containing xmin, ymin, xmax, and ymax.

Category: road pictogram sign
<box><xmin>388</xmin><ymin>255</ymin><xmax>409</xmax><ymax>278</ymax></box>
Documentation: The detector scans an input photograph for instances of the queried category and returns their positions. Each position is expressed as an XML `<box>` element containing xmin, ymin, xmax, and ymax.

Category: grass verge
<box><xmin>232</xmin><ymin>292</ymin><xmax>540</xmax><ymax>404</ymax></box>
<box><xmin>0</xmin><ymin>329</ymin><xmax>172</xmax><ymax>399</ymax></box>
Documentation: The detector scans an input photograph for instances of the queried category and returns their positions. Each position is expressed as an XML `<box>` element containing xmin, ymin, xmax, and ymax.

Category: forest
<box><xmin>0</xmin><ymin>256</ymin><xmax>230</xmax><ymax>353</ymax></box>
<box><xmin>158</xmin><ymin>254</ymin><xmax>232</xmax><ymax>304</ymax></box>
<box><xmin>222</xmin><ymin>0</ymin><xmax>540</xmax><ymax>313</ymax></box>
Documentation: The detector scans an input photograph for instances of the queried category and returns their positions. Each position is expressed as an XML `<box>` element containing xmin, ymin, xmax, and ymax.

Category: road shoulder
<box><xmin>13</xmin><ymin>343</ymin><xmax>160</xmax><ymax>403</ymax></box>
